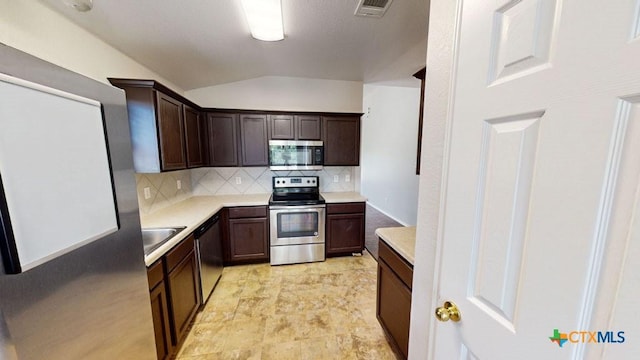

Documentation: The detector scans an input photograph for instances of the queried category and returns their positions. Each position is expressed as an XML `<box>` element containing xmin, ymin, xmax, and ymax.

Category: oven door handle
<box><xmin>268</xmin><ymin>205</ymin><xmax>326</xmax><ymax>211</ymax></box>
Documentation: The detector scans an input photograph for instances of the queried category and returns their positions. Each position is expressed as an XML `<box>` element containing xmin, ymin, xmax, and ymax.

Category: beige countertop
<box><xmin>140</xmin><ymin>194</ymin><xmax>270</xmax><ymax>266</ymax></box>
<box><xmin>375</xmin><ymin>226</ymin><xmax>416</xmax><ymax>265</ymax></box>
<box><xmin>140</xmin><ymin>192</ymin><xmax>366</xmax><ymax>266</ymax></box>
<box><xmin>321</xmin><ymin>192</ymin><xmax>367</xmax><ymax>203</ymax></box>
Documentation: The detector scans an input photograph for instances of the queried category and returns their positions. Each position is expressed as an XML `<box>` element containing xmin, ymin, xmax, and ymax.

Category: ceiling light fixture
<box><xmin>240</xmin><ymin>0</ymin><xmax>284</xmax><ymax>41</ymax></box>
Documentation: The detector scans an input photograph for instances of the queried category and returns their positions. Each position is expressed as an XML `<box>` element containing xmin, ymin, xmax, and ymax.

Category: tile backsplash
<box><xmin>135</xmin><ymin>167</ymin><xmax>358</xmax><ymax>215</ymax></box>
<box><xmin>135</xmin><ymin>170</ymin><xmax>192</xmax><ymax>215</ymax></box>
<box><xmin>191</xmin><ymin>167</ymin><xmax>357</xmax><ymax>195</ymax></box>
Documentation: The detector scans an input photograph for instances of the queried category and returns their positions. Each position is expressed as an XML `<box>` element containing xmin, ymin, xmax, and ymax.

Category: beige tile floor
<box><xmin>176</xmin><ymin>251</ymin><xmax>399</xmax><ymax>360</ymax></box>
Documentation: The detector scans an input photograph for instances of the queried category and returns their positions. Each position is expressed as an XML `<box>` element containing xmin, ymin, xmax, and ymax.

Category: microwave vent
<box><xmin>354</xmin><ymin>0</ymin><xmax>393</xmax><ymax>18</ymax></box>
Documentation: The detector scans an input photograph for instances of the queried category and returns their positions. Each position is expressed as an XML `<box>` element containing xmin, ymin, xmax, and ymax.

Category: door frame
<box><xmin>408</xmin><ymin>0</ymin><xmax>463</xmax><ymax>358</ymax></box>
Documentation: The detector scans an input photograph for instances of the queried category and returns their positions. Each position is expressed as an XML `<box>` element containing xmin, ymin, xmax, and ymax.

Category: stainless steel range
<box><xmin>269</xmin><ymin>176</ymin><xmax>325</xmax><ymax>265</ymax></box>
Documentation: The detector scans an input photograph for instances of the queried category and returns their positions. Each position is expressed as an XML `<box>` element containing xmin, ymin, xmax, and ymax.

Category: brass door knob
<box><xmin>435</xmin><ymin>301</ymin><xmax>461</xmax><ymax>322</ymax></box>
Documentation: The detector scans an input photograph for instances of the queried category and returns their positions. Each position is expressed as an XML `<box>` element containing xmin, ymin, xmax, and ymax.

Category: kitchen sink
<box><xmin>141</xmin><ymin>226</ymin><xmax>186</xmax><ymax>256</ymax></box>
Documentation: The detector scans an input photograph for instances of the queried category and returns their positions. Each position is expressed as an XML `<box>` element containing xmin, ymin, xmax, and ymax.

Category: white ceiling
<box><xmin>39</xmin><ymin>0</ymin><xmax>429</xmax><ymax>91</ymax></box>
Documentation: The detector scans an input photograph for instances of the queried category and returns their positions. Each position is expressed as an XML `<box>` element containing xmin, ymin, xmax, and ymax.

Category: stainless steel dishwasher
<box><xmin>194</xmin><ymin>213</ymin><xmax>223</xmax><ymax>305</ymax></box>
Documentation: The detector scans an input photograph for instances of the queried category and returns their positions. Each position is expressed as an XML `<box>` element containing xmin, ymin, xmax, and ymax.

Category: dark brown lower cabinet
<box><xmin>377</xmin><ymin>239</ymin><xmax>413</xmax><ymax>359</ymax></box>
<box><xmin>326</xmin><ymin>202</ymin><xmax>365</xmax><ymax>256</ymax></box>
<box><xmin>225</xmin><ymin>206</ymin><xmax>269</xmax><ymax>264</ymax></box>
<box><xmin>165</xmin><ymin>234</ymin><xmax>200</xmax><ymax>346</ymax></box>
<box><xmin>147</xmin><ymin>260</ymin><xmax>173</xmax><ymax>360</ymax></box>
<box><xmin>147</xmin><ymin>234</ymin><xmax>200</xmax><ymax>359</ymax></box>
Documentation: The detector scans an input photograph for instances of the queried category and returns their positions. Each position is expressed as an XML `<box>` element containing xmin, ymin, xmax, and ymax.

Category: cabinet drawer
<box><xmin>378</xmin><ymin>239</ymin><xmax>413</xmax><ymax>290</ymax></box>
<box><xmin>147</xmin><ymin>259</ymin><xmax>164</xmax><ymax>290</ymax></box>
<box><xmin>165</xmin><ymin>234</ymin><xmax>195</xmax><ymax>272</ymax></box>
<box><xmin>326</xmin><ymin>202</ymin><xmax>365</xmax><ymax>215</ymax></box>
<box><xmin>228</xmin><ymin>206</ymin><xmax>267</xmax><ymax>219</ymax></box>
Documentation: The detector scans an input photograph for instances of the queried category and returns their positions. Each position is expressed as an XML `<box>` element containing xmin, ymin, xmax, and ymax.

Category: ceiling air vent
<box><xmin>354</xmin><ymin>0</ymin><xmax>394</xmax><ymax>18</ymax></box>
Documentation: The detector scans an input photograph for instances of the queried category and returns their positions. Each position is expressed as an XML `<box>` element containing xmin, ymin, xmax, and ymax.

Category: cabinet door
<box><xmin>295</xmin><ymin>115</ymin><xmax>321</xmax><ymax>140</ymax></box>
<box><xmin>326</xmin><ymin>213</ymin><xmax>365</xmax><ymax>255</ymax></box>
<box><xmin>322</xmin><ymin>116</ymin><xmax>360</xmax><ymax>165</ymax></box>
<box><xmin>147</xmin><ymin>260</ymin><xmax>173</xmax><ymax>360</ymax></box>
<box><xmin>240</xmin><ymin>114</ymin><xmax>268</xmax><ymax>166</ymax></box>
<box><xmin>150</xmin><ymin>281</ymin><xmax>173</xmax><ymax>360</ymax></box>
<box><xmin>207</xmin><ymin>113</ymin><xmax>239</xmax><ymax>166</ymax></box>
<box><xmin>377</xmin><ymin>260</ymin><xmax>411</xmax><ymax>359</ymax></box>
<box><xmin>183</xmin><ymin>105</ymin><xmax>205</xmax><ymax>168</ymax></box>
<box><xmin>228</xmin><ymin>217</ymin><xmax>268</xmax><ymax>262</ymax></box>
<box><xmin>269</xmin><ymin>114</ymin><xmax>294</xmax><ymax>140</ymax></box>
<box><xmin>156</xmin><ymin>92</ymin><xmax>187</xmax><ymax>170</ymax></box>
<box><xmin>167</xmin><ymin>248</ymin><xmax>200</xmax><ymax>345</ymax></box>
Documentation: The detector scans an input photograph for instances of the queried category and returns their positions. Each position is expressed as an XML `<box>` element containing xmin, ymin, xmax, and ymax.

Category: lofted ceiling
<box><xmin>39</xmin><ymin>0</ymin><xmax>429</xmax><ymax>91</ymax></box>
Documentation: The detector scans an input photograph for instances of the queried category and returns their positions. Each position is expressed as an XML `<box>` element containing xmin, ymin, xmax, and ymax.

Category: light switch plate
<box><xmin>333</xmin><ymin>175</ymin><xmax>339</xmax><ymax>183</ymax></box>
<box><xmin>345</xmin><ymin>174</ymin><xmax>350</xmax><ymax>182</ymax></box>
<box><xmin>176</xmin><ymin>180</ymin><xmax>182</xmax><ymax>189</ymax></box>
<box><xmin>235</xmin><ymin>177</ymin><xmax>242</xmax><ymax>185</ymax></box>
<box><xmin>143</xmin><ymin>187</ymin><xmax>151</xmax><ymax>200</ymax></box>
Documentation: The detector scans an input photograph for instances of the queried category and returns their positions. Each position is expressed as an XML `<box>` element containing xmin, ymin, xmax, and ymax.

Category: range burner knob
<box><xmin>307</xmin><ymin>180</ymin><xmax>310</xmax><ymax>183</ymax></box>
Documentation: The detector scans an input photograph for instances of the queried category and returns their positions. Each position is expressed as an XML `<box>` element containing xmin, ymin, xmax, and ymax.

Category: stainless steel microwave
<box><xmin>268</xmin><ymin>140</ymin><xmax>323</xmax><ymax>170</ymax></box>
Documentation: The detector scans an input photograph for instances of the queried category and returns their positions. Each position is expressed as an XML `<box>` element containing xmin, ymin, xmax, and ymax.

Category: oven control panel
<box><xmin>272</xmin><ymin>176</ymin><xmax>319</xmax><ymax>189</ymax></box>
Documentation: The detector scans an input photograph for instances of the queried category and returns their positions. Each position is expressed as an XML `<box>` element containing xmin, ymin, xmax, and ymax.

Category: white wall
<box><xmin>0</xmin><ymin>0</ymin><xmax>183</xmax><ymax>93</ymax></box>
<box><xmin>360</xmin><ymin>84</ymin><xmax>421</xmax><ymax>225</ymax></box>
<box><xmin>185</xmin><ymin>76</ymin><xmax>363</xmax><ymax>113</ymax></box>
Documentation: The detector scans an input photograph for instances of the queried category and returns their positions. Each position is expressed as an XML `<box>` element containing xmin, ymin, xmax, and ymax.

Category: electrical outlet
<box><xmin>143</xmin><ymin>187</ymin><xmax>151</xmax><ymax>200</ymax></box>
<box><xmin>176</xmin><ymin>180</ymin><xmax>182</xmax><ymax>189</ymax></box>
<box><xmin>345</xmin><ymin>174</ymin><xmax>351</xmax><ymax>182</ymax></box>
<box><xmin>235</xmin><ymin>177</ymin><xmax>242</xmax><ymax>185</ymax></box>
<box><xmin>333</xmin><ymin>175</ymin><xmax>339</xmax><ymax>183</ymax></box>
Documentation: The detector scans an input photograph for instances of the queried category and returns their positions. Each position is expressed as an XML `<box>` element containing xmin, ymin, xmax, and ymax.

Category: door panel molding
<box><xmin>577</xmin><ymin>96</ymin><xmax>640</xmax><ymax>359</ymax></box>
<box><xmin>488</xmin><ymin>0</ymin><xmax>559</xmax><ymax>85</ymax></box>
<box><xmin>468</xmin><ymin>112</ymin><xmax>542</xmax><ymax>326</ymax></box>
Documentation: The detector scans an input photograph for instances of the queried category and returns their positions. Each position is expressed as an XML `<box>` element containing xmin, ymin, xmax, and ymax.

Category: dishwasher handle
<box><xmin>195</xmin><ymin>214</ymin><xmax>220</xmax><ymax>238</ymax></box>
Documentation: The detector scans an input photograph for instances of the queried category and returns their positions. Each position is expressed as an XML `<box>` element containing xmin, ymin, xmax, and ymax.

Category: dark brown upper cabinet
<box><xmin>268</xmin><ymin>114</ymin><xmax>321</xmax><ymax>140</ymax></box>
<box><xmin>322</xmin><ymin>115</ymin><xmax>361</xmax><ymax>166</ymax></box>
<box><xmin>156</xmin><ymin>93</ymin><xmax>187</xmax><ymax>171</ymax></box>
<box><xmin>206</xmin><ymin>113</ymin><xmax>239</xmax><ymax>167</ymax></box>
<box><xmin>296</xmin><ymin>115</ymin><xmax>322</xmax><ymax>140</ymax></box>
<box><xmin>240</xmin><ymin>114</ymin><xmax>269</xmax><ymax>166</ymax></box>
<box><xmin>183</xmin><ymin>105</ymin><xmax>206</xmax><ymax>168</ymax></box>
<box><xmin>269</xmin><ymin>114</ymin><xmax>295</xmax><ymax>139</ymax></box>
<box><xmin>108</xmin><ymin>78</ymin><xmax>200</xmax><ymax>173</ymax></box>
<box><xmin>110</xmin><ymin>77</ymin><xmax>363</xmax><ymax>171</ymax></box>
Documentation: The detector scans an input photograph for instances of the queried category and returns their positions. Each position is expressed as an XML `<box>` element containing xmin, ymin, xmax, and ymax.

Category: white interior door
<box><xmin>429</xmin><ymin>0</ymin><xmax>640</xmax><ymax>359</ymax></box>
